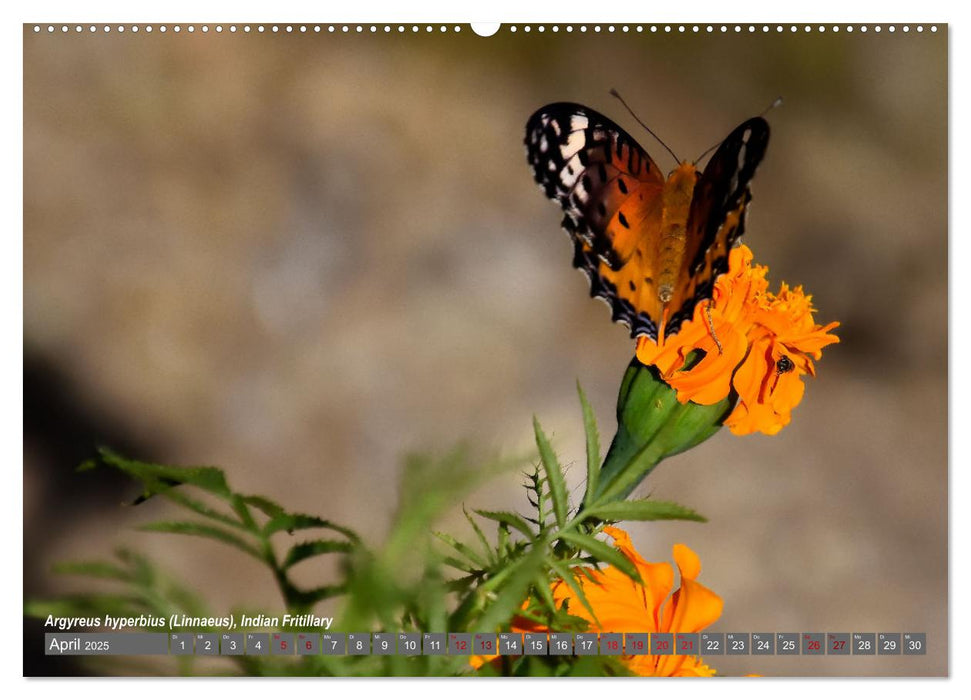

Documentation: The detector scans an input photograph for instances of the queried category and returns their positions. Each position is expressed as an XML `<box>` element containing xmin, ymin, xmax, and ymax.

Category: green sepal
<box><xmin>590</xmin><ymin>357</ymin><xmax>733</xmax><ymax>506</ymax></box>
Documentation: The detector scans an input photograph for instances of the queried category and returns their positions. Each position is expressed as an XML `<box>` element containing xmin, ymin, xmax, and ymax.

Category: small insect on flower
<box><xmin>636</xmin><ymin>245</ymin><xmax>839</xmax><ymax>435</ymax></box>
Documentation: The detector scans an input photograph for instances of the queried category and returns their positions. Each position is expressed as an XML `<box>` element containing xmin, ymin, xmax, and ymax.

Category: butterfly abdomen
<box><xmin>657</xmin><ymin>163</ymin><xmax>699</xmax><ymax>303</ymax></box>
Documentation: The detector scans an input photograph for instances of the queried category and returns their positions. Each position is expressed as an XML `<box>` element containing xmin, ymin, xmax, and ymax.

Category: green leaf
<box><xmin>547</xmin><ymin>559</ymin><xmax>599</xmax><ymax>624</ymax></box>
<box><xmin>531</xmin><ymin>572</ymin><xmax>558</xmax><ymax>616</ymax></box>
<box><xmin>262</xmin><ymin>513</ymin><xmax>360</xmax><ymax>542</ymax></box>
<box><xmin>158</xmin><ymin>489</ymin><xmax>248</xmax><ymax>530</ymax></box>
<box><xmin>240</xmin><ymin>495</ymin><xmax>286</xmax><ymax>519</ymax></box>
<box><xmin>444</xmin><ymin>573</ymin><xmax>479</xmax><ymax>590</ymax></box>
<box><xmin>496</xmin><ymin>522</ymin><xmax>510</xmax><ymax>559</ymax></box>
<box><xmin>557</xmin><ymin>531</ymin><xmax>639</xmax><ymax>583</ymax></box>
<box><xmin>286</xmin><ymin>584</ymin><xmax>348</xmax><ymax>607</ymax></box>
<box><xmin>50</xmin><ymin>560</ymin><xmax>132</xmax><ymax>582</ymax></box>
<box><xmin>523</xmin><ymin>468</ymin><xmax>545</xmax><ymax>522</ymax></box>
<box><xmin>463</xmin><ymin>506</ymin><xmax>495</xmax><ymax>566</ymax></box>
<box><xmin>97</xmin><ymin>449</ymin><xmax>233</xmax><ymax>499</ymax></box>
<box><xmin>441</xmin><ymin>556</ymin><xmax>478</xmax><ymax>574</ymax></box>
<box><xmin>583</xmin><ymin>499</ymin><xmax>707</xmax><ymax>523</ymax></box>
<box><xmin>533</xmin><ymin>417</ymin><xmax>568</xmax><ymax>528</ymax></box>
<box><xmin>137</xmin><ymin>521</ymin><xmax>263</xmax><ymax>561</ymax></box>
<box><xmin>77</xmin><ymin>458</ymin><xmax>99</xmax><ymax>472</ymax></box>
<box><xmin>432</xmin><ymin>532</ymin><xmax>487</xmax><ymax>569</ymax></box>
<box><xmin>475</xmin><ymin>546</ymin><xmax>547</xmax><ymax>632</ymax></box>
<box><xmin>473</xmin><ymin>510</ymin><xmax>536</xmax><ymax>540</ymax></box>
<box><xmin>282</xmin><ymin>539</ymin><xmax>355</xmax><ymax>569</ymax></box>
<box><xmin>577</xmin><ymin>382</ymin><xmax>601</xmax><ymax>513</ymax></box>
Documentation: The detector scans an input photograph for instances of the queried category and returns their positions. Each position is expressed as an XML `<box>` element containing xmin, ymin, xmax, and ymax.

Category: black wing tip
<box><xmin>734</xmin><ymin>115</ymin><xmax>771</xmax><ymax>148</ymax></box>
<box><xmin>525</xmin><ymin>102</ymin><xmax>583</xmax><ymax>130</ymax></box>
<box><xmin>524</xmin><ymin>102</ymin><xmax>618</xmax><ymax>138</ymax></box>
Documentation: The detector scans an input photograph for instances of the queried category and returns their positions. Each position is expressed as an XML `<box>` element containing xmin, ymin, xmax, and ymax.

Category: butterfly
<box><xmin>525</xmin><ymin>102</ymin><xmax>770</xmax><ymax>341</ymax></box>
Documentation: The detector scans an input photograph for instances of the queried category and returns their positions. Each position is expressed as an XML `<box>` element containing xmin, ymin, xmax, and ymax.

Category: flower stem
<box><xmin>586</xmin><ymin>357</ymin><xmax>734</xmax><ymax>507</ymax></box>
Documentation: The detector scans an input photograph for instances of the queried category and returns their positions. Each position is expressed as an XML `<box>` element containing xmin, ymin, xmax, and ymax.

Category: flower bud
<box><xmin>590</xmin><ymin>357</ymin><xmax>733</xmax><ymax>505</ymax></box>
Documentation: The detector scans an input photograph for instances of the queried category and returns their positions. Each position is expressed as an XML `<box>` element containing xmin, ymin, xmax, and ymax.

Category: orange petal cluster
<box><xmin>471</xmin><ymin>527</ymin><xmax>722</xmax><ymax>677</ymax></box>
<box><xmin>635</xmin><ymin>245</ymin><xmax>840</xmax><ymax>435</ymax></box>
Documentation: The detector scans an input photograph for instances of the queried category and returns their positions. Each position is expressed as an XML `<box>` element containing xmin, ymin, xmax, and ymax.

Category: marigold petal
<box><xmin>604</xmin><ymin>527</ymin><xmax>676</xmax><ymax>626</ymax></box>
<box><xmin>562</xmin><ymin>567</ymin><xmax>665</xmax><ymax>632</ymax></box>
<box><xmin>633</xmin><ymin>243</ymin><xmax>837</xmax><ymax>436</ymax></box>
<box><xmin>661</xmin><ymin>577</ymin><xmax>725</xmax><ymax>634</ymax></box>
<box><xmin>474</xmin><ymin>530</ymin><xmax>722</xmax><ymax>676</ymax></box>
<box><xmin>672</xmin><ymin>543</ymin><xmax>701</xmax><ymax>580</ymax></box>
<box><xmin>673</xmin><ymin>657</ymin><xmax>719</xmax><ymax>677</ymax></box>
<box><xmin>726</xmin><ymin>399</ymin><xmax>786</xmax><ymax>436</ymax></box>
<box><xmin>468</xmin><ymin>653</ymin><xmax>497</xmax><ymax>670</ymax></box>
<box><xmin>666</xmin><ymin>326</ymin><xmax>748</xmax><ymax>405</ymax></box>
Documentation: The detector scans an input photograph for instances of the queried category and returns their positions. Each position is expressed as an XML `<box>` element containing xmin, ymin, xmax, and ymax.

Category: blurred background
<box><xmin>23</xmin><ymin>24</ymin><xmax>947</xmax><ymax>676</ymax></box>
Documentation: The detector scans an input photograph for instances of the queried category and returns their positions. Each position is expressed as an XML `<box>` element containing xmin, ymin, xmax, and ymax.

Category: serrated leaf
<box><xmin>287</xmin><ymin>584</ymin><xmax>347</xmax><ymax>607</ymax></box>
<box><xmin>577</xmin><ymin>383</ymin><xmax>601</xmax><ymax>511</ymax></box>
<box><xmin>432</xmin><ymin>531</ymin><xmax>487</xmax><ymax>569</ymax></box>
<box><xmin>463</xmin><ymin>506</ymin><xmax>494</xmax><ymax>566</ymax></box>
<box><xmin>558</xmin><ymin>531</ymin><xmax>639</xmax><ymax>583</ymax></box>
<box><xmin>282</xmin><ymin>539</ymin><xmax>355</xmax><ymax>569</ymax></box>
<box><xmin>240</xmin><ymin>494</ymin><xmax>285</xmax><ymax>519</ymax></box>
<box><xmin>583</xmin><ymin>499</ymin><xmax>707</xmax><ymax>523</ymax></box>
<box><xmin>531</xmin><ymin>572</ymin><xmax>558</xmax><ymax>615</ymax></box>
<box><xmin>441</xmin><ymin>555</ymin><xmax>478</xmax><ymax>574</ymax></box>
<box><xmin>444</xmin><ymin>573</ymin><xmax>479</xmax><ymax>591</ymax></box>
<box><xmin>159</xmin><ymin>489</ymin><xmax>247</xmax><ymax>530</ymax></box>
<box><xmin>473</xmin><ymin>510</ymin><xmax>536</xmax><ymax>540</ymax></box>
<box><xmin>138</xmin><ymin>521</ymin><xmax>263</xmax><ymax>561</ymax></box>
<box><xmin>497</xmin><ymin>522</ymin><xmax>509</xmax><ymax>558</ymax></box>
<box><xmin>533</xmin><ymin>417</ymin><xmax>568</xmax><ymax>528</ymax></box>
<box><xmin>77</xmin><ymin>458</ymin><xmax>98</xmax><ymax>473</ymax></box>
<box><xmin>98</xmin><ymin>449</ymin><xmax>232</xmax><ymax>498</ymax></box>
<box><xmin>262</xmin><ymin>513</ymin><xmax>359</xmax><ymax>542</ymax></box>
<box><xmin>50</xmin><ymin>560</ymin><xmax>132</xmax><ymax>582</ymax></box>
<box><xmin>547</xmin><ymin>559</ymin><xmax>599</xmax><ymax>624</ymax></box>
<box><xmin>476</xmin><ymin>546</ymin><xmax>547</xmax><ymax>632</ymax></box>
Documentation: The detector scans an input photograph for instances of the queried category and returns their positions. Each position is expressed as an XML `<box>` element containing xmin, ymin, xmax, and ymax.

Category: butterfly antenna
<box><xmin>693</xmin><ymin>138</ymin><xmax>723</xmax><ymax>166</ymax></box>
<box><xmin>694</xmin><ymin>96</ymin><xmax>783</xmax><ymax>164</ymax></box>
<box><xmin>760</xmin><ymin>95</ymin><xmax>783</xmax><ymax>117</ymax></box>
<box><xmin>609</xmin><ymin>89</ymin><xmax>681</xmax><ymax>165</ymax></box>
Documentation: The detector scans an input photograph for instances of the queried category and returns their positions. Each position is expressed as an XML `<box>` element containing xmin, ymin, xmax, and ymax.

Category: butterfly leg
<box><xmin>704</xmin><ymin>301</ymin><xmax>724</xmax><ymax>355</ymax></box>
<box><xmin>657</xmin><ymin>308</ymin><xmax>671</xmax><ymax>346</ymax></box>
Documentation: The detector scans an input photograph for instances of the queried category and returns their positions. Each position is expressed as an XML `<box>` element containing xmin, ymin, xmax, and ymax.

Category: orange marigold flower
<box><xmin>471</xmin><ymin>527</ymin><xmax>722</xmax><ymax>677</ymax></box>
<box><xmin>635</xmin><ymin>245</ymin><xmax>839</xmax><ymax>435</ymax></box>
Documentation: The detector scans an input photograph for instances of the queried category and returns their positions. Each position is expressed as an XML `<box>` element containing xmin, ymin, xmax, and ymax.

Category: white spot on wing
<box><xmin>569</xmin><ymin>114</ymin><xmax>589</xmax><ymax>131</ymax></box>
<box><xmin>559</xmin><ymin>130</ymin><xmax>586</xmax><ymax>160</ymax></box>
<box><xmin>558</xmin><ymin>153</ymin><xmax>586</xmax><ymax>190</ymax></box>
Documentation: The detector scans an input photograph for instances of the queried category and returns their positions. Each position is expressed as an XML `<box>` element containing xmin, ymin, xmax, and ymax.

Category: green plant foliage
<box><xmin>28</xmin><ymin>384</ymin><xmax>709</xmax><ymax>677</ymax></box>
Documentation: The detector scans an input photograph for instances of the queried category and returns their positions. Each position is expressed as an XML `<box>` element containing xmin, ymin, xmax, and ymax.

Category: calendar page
<box><xmin>22</xmin><ymin>17</ymin><xmax>947</xmax><ymax>679</ymax></box>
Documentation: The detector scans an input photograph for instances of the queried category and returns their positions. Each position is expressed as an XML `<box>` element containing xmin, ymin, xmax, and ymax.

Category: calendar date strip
<box><xmin>45</xmin><ymin>631</ymin><xmax>927</xmax><ymax>656</ymax></box>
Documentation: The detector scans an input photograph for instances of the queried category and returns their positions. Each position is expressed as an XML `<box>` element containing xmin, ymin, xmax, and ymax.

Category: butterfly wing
<box><xmin>525</xmin><ymin>103</ymin><xmax>669</xmax><ymax>339</ymax></box>
<box><xmin>667</xmin><ymin>117</ymin><xmax>771</xmax><ymax>334</ymax></box>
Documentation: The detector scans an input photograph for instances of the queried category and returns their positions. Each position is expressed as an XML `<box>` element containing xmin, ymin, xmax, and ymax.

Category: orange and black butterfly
<box><xmin>525</xmin><ymin>102</ymin><xmax>770</xmax><ymax>341</ymax></box>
